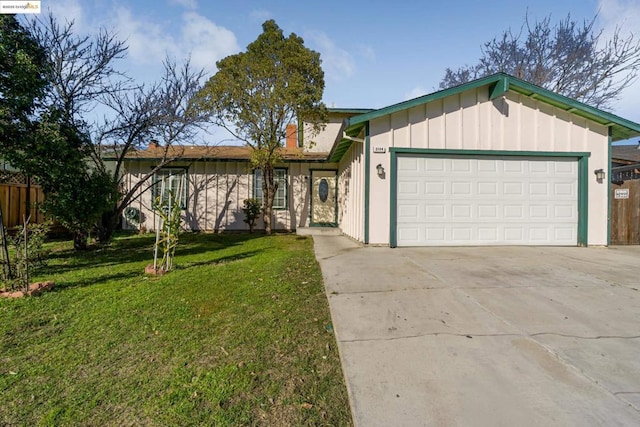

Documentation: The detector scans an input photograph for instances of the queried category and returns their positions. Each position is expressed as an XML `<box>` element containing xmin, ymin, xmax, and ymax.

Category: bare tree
<box><xmin>20</xmin><ymin>13</ymin><xmax>209</xmax><ymax>246</ymax></box>
<box><xmin>440</xmin><ymin>13</ymin><xmax>640</xmax><ymax>109</ymax></box>
<box><xmin>27</xmin><ymin>12</ymin><xmax>130</xmax><ymax>122</ymax></box>
<box><xmin>95</xmin><ymin>59</ymin><xmax>209</xmax><ymax>242</ymax></box>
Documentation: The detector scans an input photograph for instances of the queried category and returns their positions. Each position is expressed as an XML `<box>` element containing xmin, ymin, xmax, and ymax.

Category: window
<box><xmin>153</xmin><ymin>168</ymin><xmax>188</xmax><ymax>209</ymax></box>
<box><xmin>254</xmin><ymin>168</ymin><xmax>287</xmax><ymax>209</ymax></box>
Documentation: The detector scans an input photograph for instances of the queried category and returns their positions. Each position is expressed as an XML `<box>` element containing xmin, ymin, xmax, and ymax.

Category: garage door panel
<box><xmin>425</xmin><ymin>181</ymin><xmax>445</xmax><ymax>195</ymax></box>
<box><xmin>504</xmin><ymin>205</ymin><xmax>524</xmax><ymax>218</ymax></box>
<box><xmin>452</xmin><ymin>182</ymin><xmax>472</xmax><ymax>195</ymax></box>
<box><xmin>503</xmin><ymin>182</ymin><xmax>524</xmax><ymax>195</ymax></box>
<box><xmin>398</xmin><ymin>181</ymin><xmax>418</xmax><ymax>195</ymax></box>
<box><xmin>529</xmin><ymin>228</ymin><xmax>549</xmax><ymax>241</ymax></box>
<box><xmin>425</xmin><ymin>158</ymin><xmax>445</xmax><ymax>171</ymax></box>
<box><xmin>477</xmin><ymin>161</ymin><xmax>497</xmax><ymax>172</ymax></box>
<box><xmin>425</xmin><ymin>204</ymin><xmax>445</xmax><ymax>218</ymax></box>
<box><xmin>554</xmin><ymin>162</ymin><xmax>574</xmax><ymax>173</ymax></box>
<box><xmin>396</xmin><ymin>156</ymin><xmax>578</xmax><ymax>246</ymax></box>
<box><xmin>478</xmin><ymin>182</ymin><xmax>498</xmax><ymax>195</ymax></box>
<box><xmin>529</xmin><ymin>205</ymin><xmax>548</xmax><ymax>218</ymax></box>
<box><xmin>399</xmin><ymin>157</ymin><xmax>419</xmax><ymax>171</ymax></box>
<box><xmin>478</xmin><ymin>228</ymin><xmax>498</xmax><ymax>241</ymax></box>
<box><xmin>451</xmin><ymin>159</ymin><xmax>472</xmax><ymax>172</ymax></box>
<box><xmin>529</xmin><ymin>162</ymin><xmax>549</xmax><ymax>173</ymax></box>
<box><xmin>504</xmin><ymin>162</ymin><xmax>524</xmax><ymax>173</ymax></box>
<box><xmin>529</xmin><ymin>182</ymin><xmax>549</xmax><ymax>195</ymax></box>
<box><xmin>452</xmin><ymin>227</ymin><xmax>473</xmax><ymax>240</ymax></box>
<box><xmin>554</xmin><ymin>183</ymin><xmax>574</xmax><ymax>196</ymax></box>
<box><xmin>504</xmin><ymin>228</ymin><xmax>524</xmax><ymax>241</ymax></box>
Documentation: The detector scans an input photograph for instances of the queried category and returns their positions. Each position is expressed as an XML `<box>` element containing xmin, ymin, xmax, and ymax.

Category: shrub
<box><xmin>242</xmin><ymin>198</ymin><xmax>261</xmax><ymax>233</ymax></box>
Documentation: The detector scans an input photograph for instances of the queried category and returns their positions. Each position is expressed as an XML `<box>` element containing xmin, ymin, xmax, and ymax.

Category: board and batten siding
<box><xmin>338</xmin><ymin>141</ymin><xmax>366</xmax><ymax>241</ymax></box>
<box><xmin>122</xmin><ymin>160</ymin><xmax>338</xmax><ymax>232</ymax></box>
<box><xmin>368</xmin><ymin>88</ymin><xmax>610</xmax><ymax>246</ymax></box>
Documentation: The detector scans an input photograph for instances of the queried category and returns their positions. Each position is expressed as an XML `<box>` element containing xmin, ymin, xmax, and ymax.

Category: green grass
<box><xmin>0</xmin><ymin>233</ymin><xmax>352</xmax><ymax>426</ymax></box>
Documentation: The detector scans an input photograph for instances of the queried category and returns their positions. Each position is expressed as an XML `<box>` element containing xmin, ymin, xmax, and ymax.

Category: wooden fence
<box><xmin>0</xmin><ymin>183</ymin><xmax>45</xmax><ymax>229</ymax></box>
<box><xmin>610</xmin><ymin>179</ymin><xmax>640</xmax><ymax>245</ymax></box>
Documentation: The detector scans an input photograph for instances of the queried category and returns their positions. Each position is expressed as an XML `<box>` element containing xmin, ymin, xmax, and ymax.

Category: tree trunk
<box><xmin>261</xmin><ymin>165</ymin><xmax>278</xmax><ymax>236</ymax></box>
<box><xmin>263</xmin><ymin>204</ymin><xmax>272</xmax><ymax>235</ymax></box>
<box><xmin>73</xmin><ymin>230</ymin><xmax>88</xmax><ymax>250</ymax></box>
<box><xmin>96</xmin><ymin>207</ymin><xmax>119</xmax><ymax>243</ymax></box>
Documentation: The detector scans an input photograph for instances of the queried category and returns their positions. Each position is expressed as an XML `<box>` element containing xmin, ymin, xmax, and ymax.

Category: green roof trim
<box><xmin>330</xmin><ymin>73</ymin><xmax>640</xmax><ymax>161</ymax></box>
<box><xmin>345</xmin><ymin>73</ymin><xmax>505</xmax><ymax>129</ymax></box>
<box><xmin>489</xmin><ymin>75</ymin><xmax>509</xmax><ymax>100</ymax></box>
<box><xmin>328</xmin><ymin>121</ymin><xmax>366</xmax><ymax>163</ymax></box>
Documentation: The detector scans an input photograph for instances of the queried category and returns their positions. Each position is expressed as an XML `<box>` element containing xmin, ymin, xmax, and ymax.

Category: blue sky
<box><xmin>43</xmin><ymin>0</ymin><xmax>640</xmax><ymax>144</ymax></box>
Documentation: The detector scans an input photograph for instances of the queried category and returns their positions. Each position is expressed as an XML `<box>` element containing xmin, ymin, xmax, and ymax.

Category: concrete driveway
<box><xmin>314</xmin><ymin>236</ymin><xmax>640</xmax><ymax>426</ymax></box>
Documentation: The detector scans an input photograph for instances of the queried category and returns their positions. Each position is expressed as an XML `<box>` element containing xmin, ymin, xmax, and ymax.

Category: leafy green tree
<box><xmin>30</xmin><ymin>113</ymin><xmax>118</xmax><ymax>250</ymax></box>
<box><xmin>193</xmin><ymin>20</ymin><xmax>326</xmax><ymax>234</ymax></box>
<box><xmin>0</xmin><ymin>14</ymin><xmax>49</xmax><ymax>168</ymax></box>
<box><xmin>440</xmin><ymin>13</ymin><xmax>640</xmax><ymax>109</ymax></box>
<box><xmin>1</xmin><ymin>15</ymin><xmax>116</xmax><ymax>249</ymax></box>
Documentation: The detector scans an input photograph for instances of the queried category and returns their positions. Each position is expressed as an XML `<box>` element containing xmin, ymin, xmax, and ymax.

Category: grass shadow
<box><xmin>179</xmin><ymin>249</ymin><xmax>264</xmax><ymax>270</ymax></box>
<box><xmin>43</xmin><ymin>232</ymin><xmax>266</xmax><ymax>275</ymax></box>
<box><xmin>51</xmin><ymin>270</ymin><xmax>144</xmax><ymax>291</ymax></box>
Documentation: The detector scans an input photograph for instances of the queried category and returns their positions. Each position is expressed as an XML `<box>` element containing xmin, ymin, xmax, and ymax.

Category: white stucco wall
<box><xmin>366</xmin><ymin>88</ymin><xmax>609</xmax><ymax>246</ymax></box>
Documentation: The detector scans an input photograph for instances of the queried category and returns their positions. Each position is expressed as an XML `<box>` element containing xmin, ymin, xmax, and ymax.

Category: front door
<box><xmin>311</xmin><ymin>170</ymin><xmax>337</xmax><ymax>227</ymax></box>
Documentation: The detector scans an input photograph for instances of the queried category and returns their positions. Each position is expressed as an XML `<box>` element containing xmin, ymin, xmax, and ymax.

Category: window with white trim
<box><xmin>254</xmin><ymin>168</ymin><xmax>287</xmax><ymax>209</ymax></box>
<box><xmin>152</xmin><ymin>168</ymin><xmax>188</xmax><ymax>209</ymax></box>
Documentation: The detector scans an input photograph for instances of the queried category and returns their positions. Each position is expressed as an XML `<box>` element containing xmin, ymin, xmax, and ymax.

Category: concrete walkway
<box><xmin>314</xmin><ymin>235</ymin><xmax>640</xmax><ymax>426</ymax></box>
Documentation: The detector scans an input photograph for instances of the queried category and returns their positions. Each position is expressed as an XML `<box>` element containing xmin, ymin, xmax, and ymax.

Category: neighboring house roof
<box><xmin>329</xmin><ymin>73</ymin><xmax>640</xmax><ymax>162</ymax></box>
<box><xmin>327</xmin><ymin>108</ymin><xmax>375</xmax><ymax>114</ymax></box>
<box><xmin>612</xmin><ymin>144</ymin><xmax>640</xmax><ymax>164</ymax></box>
<box><xmin>109</xmin><ymin>145</ymin><xmax>330</xmax><ymax>162</ymax></box>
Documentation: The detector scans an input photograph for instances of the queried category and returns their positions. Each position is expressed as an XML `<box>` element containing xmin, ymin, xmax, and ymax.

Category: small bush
<box><xmin>3</xmin><ymin>220</ymin><xmax>51</xmax><ymax>291</ymax></box>
<box><xmin>242</xmin><ymin>198</ymin><xmax>261</xmax><ymax>233</ymax></box>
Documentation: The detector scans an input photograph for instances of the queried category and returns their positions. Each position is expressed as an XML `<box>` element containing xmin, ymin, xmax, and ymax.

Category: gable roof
<box><xmin>612</xmin><ymin>144</ymin><xmax>640</xmax><ymax>164</ymax></box>
<box><xmin>330</xmin><ymin>73</ymin><xmax>640</xmax><ymax>162</ymax></box>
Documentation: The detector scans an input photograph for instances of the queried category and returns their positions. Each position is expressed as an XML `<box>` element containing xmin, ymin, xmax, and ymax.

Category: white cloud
<box><xmin>110</xmin><ymin>7</ymin><xmax>238</xmax><ymax>78</ymax></box>
<box><xmin>169</xmin><ymin>0</ymin><xmax>198</xmax><ymax>10</ymax></box>
<box><xmin>404</xmin><ymin>86</ymin><xmax>427</xmax><ymax>100</ymax></box>
<box><xmin>46</xmin><ymin>0</ymin><xmax>86</xmax><ymax>31</ymax></box>
<box><xmin>598</xmin><ymin>0</ymin><xmax>640</xmax><ymax>39</ymax></box>
<box><xmin>181</xmin><ymin>12</ymin><xmax>239</xmax><ymax>73</ymax></box>
<box><xmin>357</xmin><ymin>44</ymin><xmax>375</xmax><ymax>61</ymax></box>
<box><xmin>597</xmin><ymin>0</ymin><xmax>640</xmax><ymax>121</ymax></box>
<box><xmin>250</xmin><ymin>9</ymin><xmax>272</xmax><ymax>23</ymax></box>
<box><xmin>112</xmin><ymin>7</ymin><xmax>177</xmax><ymax>65</ymax></box>
<box><xmin>305</xmin><ymin>31</ymin><xmax>355</xmax><ymax>80</ymax></box>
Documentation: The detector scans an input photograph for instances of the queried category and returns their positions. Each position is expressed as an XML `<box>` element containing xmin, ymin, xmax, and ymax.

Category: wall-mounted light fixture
<box><xmin>376</xmin><ymin>163</ymin><xmax>385</xmax><ymax>178</ymax></box>
<box><xmin>594</xmin><ymin>168</ymin><xmax>605</xmax><ymax>183</ymax></box>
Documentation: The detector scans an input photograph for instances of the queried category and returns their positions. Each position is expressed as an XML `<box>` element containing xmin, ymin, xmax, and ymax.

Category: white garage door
<box><xmin>396</xmin><ymin>155</ymin><xmax>578</xmax><ymax>246</ymax></box>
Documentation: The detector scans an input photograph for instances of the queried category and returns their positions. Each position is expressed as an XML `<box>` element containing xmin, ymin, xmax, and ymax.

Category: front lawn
<box><xmin>0</xmin><ymin>233</ymin><xmax>352</xmax><ymax>426</ymax></box>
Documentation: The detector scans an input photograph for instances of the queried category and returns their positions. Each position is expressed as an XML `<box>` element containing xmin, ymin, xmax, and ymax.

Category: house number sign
<box><xmin>615</xmin><ymin>189</ymin><xmax>629</xmax><ymax>199</ymax></box>
<box><xmin>373</xmin><ymin>146</ymin><xmax>386</xmax><ymax>153</ymax></box>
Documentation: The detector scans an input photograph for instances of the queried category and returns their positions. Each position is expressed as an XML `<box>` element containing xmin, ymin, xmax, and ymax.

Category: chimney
<box><xmin>286</xmin><ymin>124</ymin><xmax>297</xmax><ymax>149</ymax></box>
<box><xmin>148</xmin><ymin>139</ymin><xmax>160</xmax><ymax>150</ymax></box>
